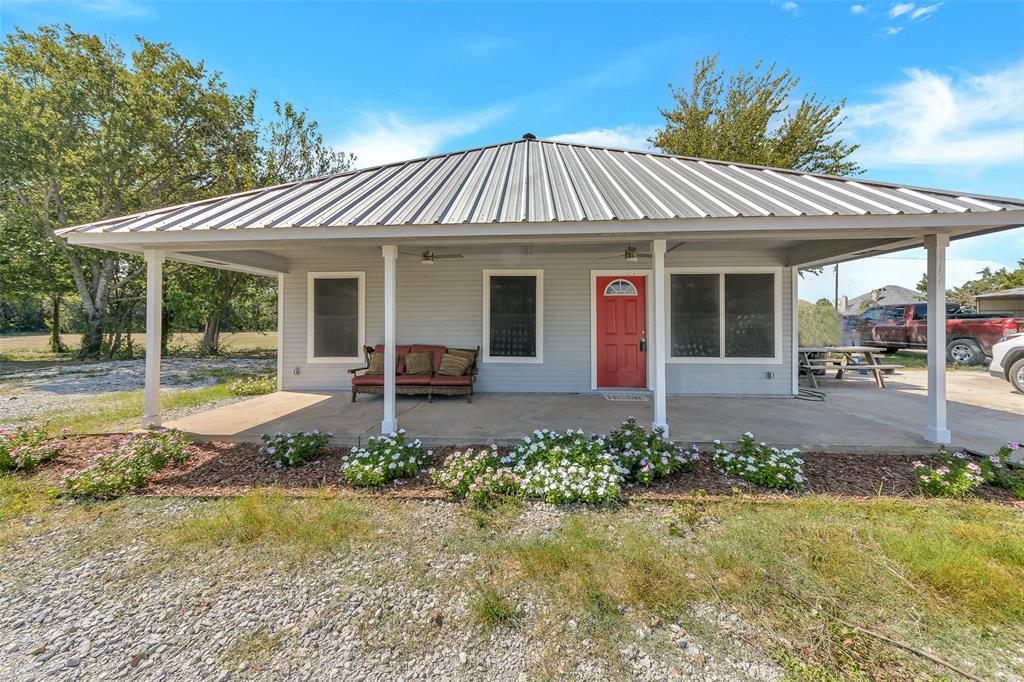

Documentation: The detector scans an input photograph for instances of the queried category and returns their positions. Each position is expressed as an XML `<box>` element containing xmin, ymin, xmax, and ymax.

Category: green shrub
<box><xmin>341</xmin><ymin>430</ymin><xmax>427</xmax><ymax>487</ymax></box>
<box><xmin>978</xmin><ymin>442</ymin><xmax>1024</xmax><ymax>498</ymax></box>
<box><xmin>61</xmin><ymin>429</ymin><xmax>192</xmax><ymax>499</ymax></box>
<box><xmin>913</xmin><ymin>450</ymin><xmax>984</xmax><ymax>498</ymax></box>
<box><xmin>432</xmin><ymin>446</ymin><xmax>521</xmax><ymax>505</ymax></box>
<box><xmin>606</xmin><ymin>417</ymin><xmax>700</xmax><ymax>484</ymax></box>
<box><xmin>259</xmin><ymin>430</ymin><xmax>330</xmax><ymax>468</ymax></box>
<box><xmin>230</xmin><ymin>373</ymin><xmax>276</xmax><ymax>397</ymax></box>
<box><xmin>0</xmin><ymin>423</ymin><xmax>66</xmax><ymax>472</ymax></box>
<box><xmin>713</xmin><ymin>433</ymin><xmax>805</xmax><ymax>490</ymax></box>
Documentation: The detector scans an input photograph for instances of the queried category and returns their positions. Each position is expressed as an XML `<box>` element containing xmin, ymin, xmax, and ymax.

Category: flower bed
<box><xmin>435</xmin><ymin>420</ymin><xmax>702</xmax><ymax>505</ymax></box>
<box><xmin>230</xmin><ymin>373</ymin><xmax>277</xmax><ymax>397</ymax></box>
<box><xmin>61</xmin><ymin>429</ymin><xmax>192</xmax><ymax>499</ymax></box>
<box><xmin>341</xmin><ymin>430</ymin><xmax>428</xmax><ymax>487</ymax></box>
<box><xmin>260</xmin><ymin>430</ymin><xmax>330</xmax><ymax>468</ymax></box>
<box><xmin>713</xmin><ymin>433</ymin><xmax>804</xmax><ymax>490</ymax></box>
<box><xmin>0</xmin><ymin>423</ymin><xmax>67</xmax><ymax>472</ymax></box>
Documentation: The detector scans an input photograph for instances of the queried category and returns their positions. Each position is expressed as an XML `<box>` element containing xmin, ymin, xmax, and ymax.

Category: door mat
<box><xmin>601</xmin><ymin>393</ymin><xmax>650</xmax><ymax>401</ymax></box>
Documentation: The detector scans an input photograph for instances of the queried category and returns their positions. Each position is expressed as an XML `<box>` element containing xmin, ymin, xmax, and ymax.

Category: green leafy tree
<box><xmin>918</xmin><ymin>260</ymin><xmax>1023</xmax><ymax>308</ymax></box>
<box><xmin>799</xmin><ymin>298</ymin><xmax>843</xmax><ymax>346</ymax></box>
<box><xmin>0</xmin><ymin>25</ymin><xmax>259</xmax><ymax>357</ymax></box>
<box><xmin>652</xmin><ymin>54</ymin><xmax>860</xmax><ymax>176</ymax></box>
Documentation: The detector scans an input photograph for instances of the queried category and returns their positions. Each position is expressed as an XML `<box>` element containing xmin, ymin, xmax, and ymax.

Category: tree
<box><xmin>0</xmin><ymin>25</ymin><xmax>259</xmax><ymax>357</ymax></box>
<box><xmin>920</xmin><ymin>260</ymin><xmax>1024</xmax><ymax>309</ymax></box>
<box><xmin>181</xmin><ymin>101</ymin><xmax>354</xmax><ymax>355</ymax></box>
<box><xmin>799</xmin><ymin>298</ymin><xmax>843</xmax><ymax>346</ymax></box>
<box><xmin>652</xmin><ymin>55</ymin><xmax>860</xmax><ymax>176</ymax></box>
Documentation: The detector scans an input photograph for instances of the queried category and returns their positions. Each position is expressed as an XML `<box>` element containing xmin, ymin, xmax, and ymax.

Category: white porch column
<box><xmin>924</xmin><ymin>234</ymin><xmax>951</xmax><ymax>444</ymax></box>
<box><xmin>276</xmin><ymin>273</ymin><xmax>284</xmax><ymax>391</ymax></box>
<box><xmin>651</xmin><ymin>239</ymin><xmax>669</xmax><ymax>436</ymax></box>
<box><xmin>381</xmin><ymin>245</ymin><xmax>398</xmax><ymax>434</ymax></box>
<box><xmin>142</xmin><ymin>250</ymin><xmax>164</xmax><ymax>428</ymax></box>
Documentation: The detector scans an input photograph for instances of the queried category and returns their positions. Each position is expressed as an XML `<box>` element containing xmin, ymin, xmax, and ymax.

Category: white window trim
<box><xmin>306</xmin><ymin>271</ymin><xmax>365</xmax><ymax>364</ymax></box>
<box><xmin>590</xmin><ymin>270</ymin><xmax>653</xmax><ymax>390</ymax></box>
<box><xmin>665</xmin><ymin>267</ymin><xmax>783</xmax><ymax>365</ymax></box>
<box><xmin>482</xmin><ymin>269</ymin><xmax>544</xmax><ymax>364</ymax></box>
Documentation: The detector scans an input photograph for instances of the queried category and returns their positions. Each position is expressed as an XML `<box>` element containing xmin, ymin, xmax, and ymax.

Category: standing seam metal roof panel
<box><xmin>58</xmin><ymin>138</ymin><xmax>1024</xmax><ymax>235</ymax></box>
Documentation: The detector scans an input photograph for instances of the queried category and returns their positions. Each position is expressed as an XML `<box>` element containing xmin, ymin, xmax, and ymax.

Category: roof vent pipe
<box><xmin>522</xmin><ymin>133</ymin><xmax>537</xmax><ymax>140</ymax></box>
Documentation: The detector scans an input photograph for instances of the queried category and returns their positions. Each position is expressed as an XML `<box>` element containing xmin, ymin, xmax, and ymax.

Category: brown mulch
<box><xmin>29</xmin><ymin>436</ymin><xmax>1021</xmax><ymax>504</ymax></box>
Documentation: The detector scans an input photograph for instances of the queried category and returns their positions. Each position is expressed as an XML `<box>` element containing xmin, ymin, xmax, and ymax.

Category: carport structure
<box><xmin>58</xmin><ymin>137</ymin><xmax>1024</xmax><ymax>445</ymax></box>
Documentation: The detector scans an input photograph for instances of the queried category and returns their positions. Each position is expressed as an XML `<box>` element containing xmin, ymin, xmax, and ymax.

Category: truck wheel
<box><xmin>1010</xmin><ymin>358</ymin><xmax>1024</xmax><ymax>394</ymax></box>
<box><xmin>946</xmin><ymin>339</ymin><xmax>983</xmax><ymax>365</ymax></box>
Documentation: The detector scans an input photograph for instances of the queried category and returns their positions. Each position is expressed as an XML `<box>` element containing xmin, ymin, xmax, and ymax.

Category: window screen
<box><xmin>489</xmin><ymin>275</ymin><xmax>537</xmax><ymax>357</ymax></box>
<box><xmin>670</xmin><ymin>274</ymin><xmax>720</xmax><ymax>357</ymax></box>
<box><xmin>724</xmin><ymin>273</ymin><xmax>774</xmax><ymax>357</ymax></box>
<box><xmin>312</xmin><ymin>277</ymin><xmax>359</xmax><ymax>358</ymax></box>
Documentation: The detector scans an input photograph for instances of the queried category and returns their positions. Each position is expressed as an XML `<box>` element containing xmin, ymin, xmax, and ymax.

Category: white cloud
<box><xmin>334</xmin><ymin>107</ymin><xmax>509</xmax><ymax>168</ymax></box>
<box><xmin>910</xmin><ymin>2</ymin><xmax>942</xmax><ymax>20</ymax></box>
<box><xmin>549</xmin><ymin>125</ymin><xmax>655</xmax><ymax>151</ymax></box>
<box><xmin>882</xmin><ymin>26</ymin><xmax>903</xmax><ymax>35</ymax></box>
<box><xmin>888</xmin><ymin>2</ymin><xmax>914</xmax><ymax>17</ymax></box>
<box><xmin>850</xmin><ymin>4</ymin><xmax>867</xmax><ymax>14</ymax></box>
<box><xmin>780</xmin><ymin>1</ymin><xmax>800</xmax><ymax>14</ymax></box>
<box><xmin>845</xmin><ymin>62</ymin><xmax>1024</xmax><ymax>167</ymax></box>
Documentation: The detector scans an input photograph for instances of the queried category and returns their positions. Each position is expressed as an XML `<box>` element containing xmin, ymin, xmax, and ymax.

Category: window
<box><xmin>861</xmin><ymin>307</ymin><xmax>882</xmax><ymax>322</ymax></box>
<box><xmin>483</xmin><ymin>270</ymin><xmax>543</xmax><ymax>362</ymax></box>
<box><xmin>912</xmin><ymin>303</ymin><xmax>927</xmax><ymax>320</ymax></box>
<box><xmin>603</xmin><ymin>279</ymin><xmax>638</xmax><ymax>296</ymax></box>
<box><xmin>668</xmin><ymin>269</ymin><xmax>780</xmax><ymax>362</ymax></box>
<box><xmin>883</xmin><ymin>306</ymin><xmax>906</xmax><ymax>321</ymax></box>
<box><xmin>307</xmin><ymin>272</ymin><xmax>364</xmax><ymax>363</ymax></box>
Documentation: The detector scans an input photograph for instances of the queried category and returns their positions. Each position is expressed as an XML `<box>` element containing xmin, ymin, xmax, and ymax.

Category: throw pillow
<box><xmin>404</xmin><ymin>351</ymin><xmax>433</xmax><ymax>375</ymax></box>
<box><xmin>446</xmin><ymin>348</ymin><xmax>477</xmax><ymax>362</ymax></box>
<box><xmin>366</xmin><ymin>352</ymin><xmax>386</xmax><ymax>375</ymax></box>
<box><xmin>437</xmin><ymin>353</ymin><xmax>472</xmax><ymax>376</ymax></box>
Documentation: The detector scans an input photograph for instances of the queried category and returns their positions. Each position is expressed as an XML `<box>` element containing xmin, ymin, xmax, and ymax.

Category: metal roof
<box><xmin>975</xmin><ymin>286</ymin><xmax>1024</xmax><ymax>299</ymax></box>
<box><xmin>61</xmin><ymin>138</ymin><xmax>1024</xmax><ymax>235</ymax></box>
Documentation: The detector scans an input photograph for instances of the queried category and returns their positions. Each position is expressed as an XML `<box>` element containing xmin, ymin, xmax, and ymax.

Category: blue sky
<box><xmin>3</xmin><ymin>0</ymin><xmax>1023</xmax><ymax>301</ymax></box>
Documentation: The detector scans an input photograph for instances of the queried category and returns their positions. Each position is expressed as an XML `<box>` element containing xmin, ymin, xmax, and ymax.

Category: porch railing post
<box><xmin>142</xmin><ymin>250</ymin><xmax>164</xmax><ymax>428</ymax></box>
<box><xmin>381</xmin><ymin>244</ymin><xmax>398</xmax><ymax>434</ymax></box>
<box><xmin>651</xmin><ymin>239</ymin><xmax>669</xmax><ymax>437</ymax></box>
<box><xmin>923</xmin><ymin>234</ymin><xmax>951</xmax><ymax>444</ymax></box>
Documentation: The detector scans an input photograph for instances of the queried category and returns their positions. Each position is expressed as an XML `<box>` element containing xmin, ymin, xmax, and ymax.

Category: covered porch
<box><xmin>165</xmin><ymin>371</ymin><xmax>1023</xmax><ymax>454</ymax></box>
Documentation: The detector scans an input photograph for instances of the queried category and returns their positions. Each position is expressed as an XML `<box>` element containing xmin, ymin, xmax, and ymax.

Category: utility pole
<box><xmin>833</xmin><ymin>264</ymin><xmax>839</xmax><ymax>310</ymax></box>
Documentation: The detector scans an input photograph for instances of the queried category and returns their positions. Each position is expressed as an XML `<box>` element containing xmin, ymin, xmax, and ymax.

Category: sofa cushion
<box><xmin>351</xmin><ymin>374</ymin><xmax>384</xmax><ymax>387</ymax></box>
<box><xmin>396</xmin><ymin>375</ymin><xmax>432</xmax><ymax>386</ymax></box>
<box><xmin>404</xmin><ymin>351</ymin><xmax>434</xmax><ymax>375</ymax></box>
<box><xmin>410</xmin><ymin>344</ymin><xmax>446</xmax><ymax>373</ymax></box>
<box><xmin>446</xmin><ymin>348</ymin><xmax>477</xmax><ymax>363</ymax></box>
<box><xmin>429</xmin><ymin>374</ymin><xmax>473</xmax><ymax>386</ymax></box>
<box><xmin>372</xmin><ymin>345</ymin><xmax>411</xmax><ymax>373</ymax></box>
<box><xmin>366</xmin><ymin>352</ymin><xmax>386</xmax><ymax>374</ymax></box>
<box><xmin>437</xmin><ymin>353</ymin><xmax>472</xmax><ymax>376</ymax></box>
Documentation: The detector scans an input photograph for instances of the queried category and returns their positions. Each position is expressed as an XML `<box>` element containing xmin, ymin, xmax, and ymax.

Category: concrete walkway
<box><xmin>166</xmin><ymin>371</ymin><xmax>1023</xmax><ymax>454</ymax></box>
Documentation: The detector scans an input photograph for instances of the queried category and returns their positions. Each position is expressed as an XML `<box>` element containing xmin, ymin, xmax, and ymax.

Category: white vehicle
<box><xmin>990</xmin><ymin>333</ymin><xmax>1024</xmax><ymax>393</ymax></box>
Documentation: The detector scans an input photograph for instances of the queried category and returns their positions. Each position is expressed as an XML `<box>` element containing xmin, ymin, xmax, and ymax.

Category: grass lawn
<box><xmin>0</xmin><ymin>331</ymin><xmax>276</xmax><ymax>362</ymax></box>
<box><xmin>2</xmin><ymin>481</ymin><xmax>1020</xmax><ymax>680</ymax></box>
<box><xmin>889</xmin><ymin>350</ymin><xmax>989</xmax><ymax>372</ymax></box>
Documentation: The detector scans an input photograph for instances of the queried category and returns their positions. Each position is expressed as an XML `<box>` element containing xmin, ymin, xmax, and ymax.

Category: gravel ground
<box><xmin>0</xmin><ymin>499</ymin><xmax>785</xmax><ymax>682</ymax></box>
<box><xmin>0</xmin><ymin>358</ymin><xmax>273</xmax><ymax>421</ymax></box>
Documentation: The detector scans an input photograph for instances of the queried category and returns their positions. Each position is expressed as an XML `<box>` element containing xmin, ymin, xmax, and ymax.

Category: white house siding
<box><xmin>280</xmin><ymin>247</ymin><xmax>794</xmax><ymax>396</ymax></box>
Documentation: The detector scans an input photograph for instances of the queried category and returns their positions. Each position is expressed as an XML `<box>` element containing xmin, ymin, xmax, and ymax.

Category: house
<box><xmin>975</xmin><ymin>286</ymin><xmax>1024</xmax><ymax>317</ymax></box>
<box><xmin>58</xmin><ymin>136</ymin><xmax>1024</xmax><ymax>445</ymax></box>
<box><xmin>839</xmin><ymin>285</ymin><xmax>923</xmax><ymax>315</ymax></box>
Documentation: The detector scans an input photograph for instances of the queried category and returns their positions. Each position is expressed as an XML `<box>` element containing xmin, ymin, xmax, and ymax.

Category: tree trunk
<box><xmin>199</xmin><ymin>313</ymin><xmax>222</xmax><ymax>355</ymax></box>
<box><xmin>48</xmin><ymin>292</ymin><xmax>66</xmax><ymax>353</ymax></box>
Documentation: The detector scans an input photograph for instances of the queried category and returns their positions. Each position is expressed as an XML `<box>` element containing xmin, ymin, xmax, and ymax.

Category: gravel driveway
<box><xmin>0</xmin><ymin>358</ymin><xmax>274</xmax><ymax>422</ymax></box>
<box><xmin>0</xmin><ymin>499</ymin><xmax>783</xmax><ymax>682</ymax></box>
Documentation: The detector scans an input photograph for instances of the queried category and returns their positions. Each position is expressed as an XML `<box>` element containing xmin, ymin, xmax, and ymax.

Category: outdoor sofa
<box><xmin>349</xmin><ymin>344</ymin><xmax>479</xmax><ymax>402</ymax></box>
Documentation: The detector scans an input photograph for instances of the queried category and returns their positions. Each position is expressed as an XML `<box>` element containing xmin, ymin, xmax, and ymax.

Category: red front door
<box><xmin>596</xmin><ymin>276</ymin><xmax>647</xmax><ymax>388</ymax></box>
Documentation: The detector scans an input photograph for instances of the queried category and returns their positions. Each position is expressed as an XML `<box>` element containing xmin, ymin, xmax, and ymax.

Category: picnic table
<box><xmin>798</xmin><ymin>345</ymin><xmax>903</xmax><ymax>389</ymax></box>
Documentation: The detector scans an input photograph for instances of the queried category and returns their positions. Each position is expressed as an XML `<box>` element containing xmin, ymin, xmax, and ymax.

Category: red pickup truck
<box><xmin>846</xmin><ymin>303</ymin><xmax>1024</xmax><ymax>364</ymax></box>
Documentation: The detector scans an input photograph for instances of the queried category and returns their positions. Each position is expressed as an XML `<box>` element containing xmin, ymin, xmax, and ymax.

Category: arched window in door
<box><xmin>603</xmin><ymin>279</ymin><xmax>638</xmax><ymax>296</ymax></box>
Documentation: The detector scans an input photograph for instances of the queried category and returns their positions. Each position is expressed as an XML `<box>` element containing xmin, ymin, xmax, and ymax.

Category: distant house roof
<box><xmin>975</xmin><ymin>286</ymin><xmax>1024</xmax><ymax>299</ymax></box>
<box><xmin>841</xmin><ymin>284</ymin><xmax>924</xmax><ymax>314</ymax></box>
<box><xmin>58</xmin><ymin>137</ymin><xmax>1024</xmax><ymax>235</ymax></box>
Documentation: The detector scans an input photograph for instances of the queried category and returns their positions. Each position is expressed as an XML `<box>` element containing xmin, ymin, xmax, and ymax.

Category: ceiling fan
<box><xmin>598</xmin><ymin>242</ymin><xmax>685</xmax><ymax>262</ymax></box>
<box><xmin>399</xmin><ymin>248</ymin><xmax>464</xmax><ymax>265</ymax></box>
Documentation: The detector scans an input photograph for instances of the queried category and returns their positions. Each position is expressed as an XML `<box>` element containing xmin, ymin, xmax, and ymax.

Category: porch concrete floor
<box><xmin>166</xmin><ymin>371</ymin><xmax>1023</xmax><ymax>454</ymax></box>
